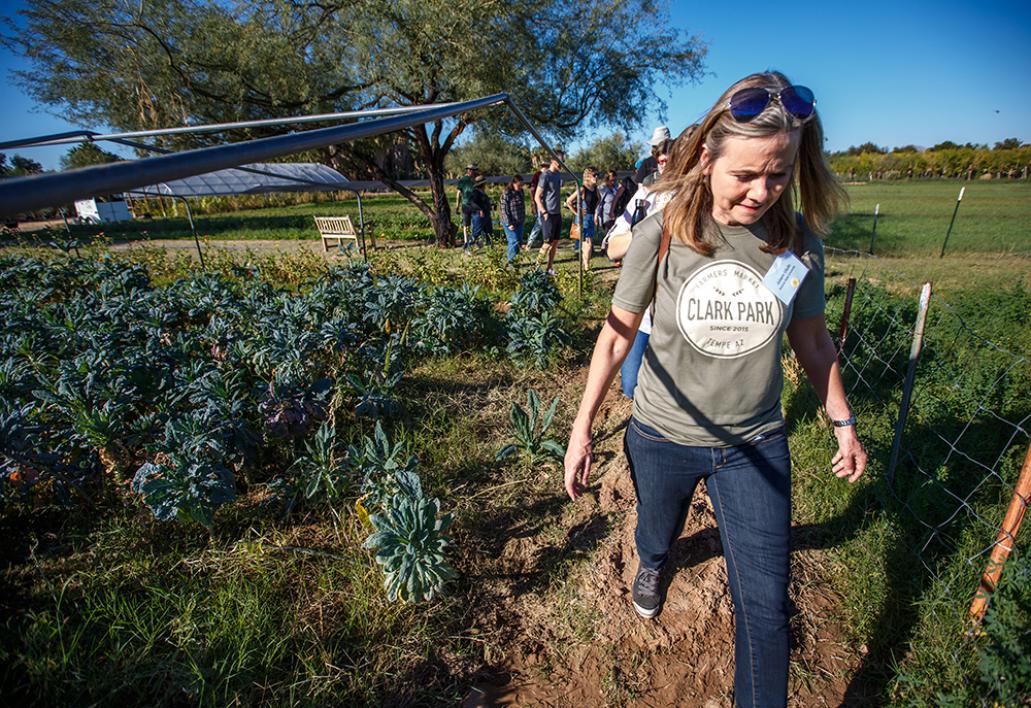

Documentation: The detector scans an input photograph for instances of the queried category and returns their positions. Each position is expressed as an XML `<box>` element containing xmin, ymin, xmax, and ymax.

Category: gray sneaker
<box><xmin>632</xmin><ymin>563</ymin><xmax>663</xmax><ymax>619</ymax></box>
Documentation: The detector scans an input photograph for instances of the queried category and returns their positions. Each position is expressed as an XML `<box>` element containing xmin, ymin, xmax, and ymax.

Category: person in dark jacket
<box><xmin>465</xmin><ymin>175</ymin><xmax>494</xmax><ymax>252</ymax></box>
<box><xmin>501</xmin><ymin>174</ymin><xmax>527</xmax><ymax>263</ymax></box>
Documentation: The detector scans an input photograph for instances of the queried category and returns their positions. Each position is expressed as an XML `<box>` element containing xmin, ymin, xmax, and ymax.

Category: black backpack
<box><xmin>611</xmin><ymin>175</ymin><xmax>638</xmax><ymax>221</ymax></box>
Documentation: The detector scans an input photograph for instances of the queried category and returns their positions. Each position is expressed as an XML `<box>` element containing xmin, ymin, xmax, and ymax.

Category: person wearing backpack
<box><xmin>455</xmin><ymin>163</ymin><xmax>479</xmax><ymax>247</ymax></box>
<box><xmin>634</xmin><ymin>126</ymin><xmax>671</xmax><ymax>184</ymax></box>
<box><xmin>464</xmin><ymin>175</ymin><xmax>494</xmax><ymax>252</ymax></box>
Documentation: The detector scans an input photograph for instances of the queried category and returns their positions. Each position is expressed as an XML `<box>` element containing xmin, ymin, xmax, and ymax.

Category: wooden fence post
<box><xmin>970</xmin><ymin>443</ymin><xmax>1031</xmax><ymax>623</ymax></box>
<box><xmin>837</xmin><ymin>277</ymin><xmax>857</xmax><ymax>353</ymax></box>
<box><xmin>886</xmin><ymin>282</ymin><xmax>933</xmax><ymax>486</ymax></box>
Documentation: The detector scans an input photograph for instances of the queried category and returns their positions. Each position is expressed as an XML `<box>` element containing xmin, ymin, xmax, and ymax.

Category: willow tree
<box><xmin>5</xmin><ymin>0</ymin><xmax>706</xmax><ymax>245</ymax></box>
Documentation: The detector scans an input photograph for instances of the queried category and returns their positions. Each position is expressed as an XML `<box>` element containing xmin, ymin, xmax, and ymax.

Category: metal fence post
<box><xmin>886</xmin><ymin>282</ymin><xmax>933</xmax><ymax>486</ymax></box>
<box><xmin>970</xmin><ymin>442</ymin><xmax>1031</xmax><ymax>623</ymax></box>
<box><xmin>868</xmin><ymin>203</ymin><xmax>880</xmax><ymax>254</ymax></box>
<box><xmin>939</xmin><ymin>187</ymin><xmax>965</xmax><ymax>258</ymax></box>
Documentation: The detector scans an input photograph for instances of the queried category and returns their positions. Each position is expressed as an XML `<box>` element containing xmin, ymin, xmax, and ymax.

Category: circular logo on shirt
<box><xmin>675</xmin><ymin>261</ymin><xmax>783</xmax><ymax>359</ymax></box>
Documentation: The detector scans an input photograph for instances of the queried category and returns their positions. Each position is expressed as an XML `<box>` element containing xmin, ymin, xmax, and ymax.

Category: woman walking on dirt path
<box><xmin>563</xmin><ymin>71</ymin><xmax>867</xmax><ymax>708</ymax></box>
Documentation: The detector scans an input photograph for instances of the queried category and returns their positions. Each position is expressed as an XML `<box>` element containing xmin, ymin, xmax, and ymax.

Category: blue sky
<box><xmin>1</xmin><ymin>0</ymin><xmax>1029</xmax><ymax>169</ymax></box>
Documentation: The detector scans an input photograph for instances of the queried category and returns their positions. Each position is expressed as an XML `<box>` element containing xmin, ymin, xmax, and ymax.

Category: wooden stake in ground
<box><xmin>969</xmin><ymin>442</ymin><xmax>1031</xmax><ymax>623</ymax></box>
<box><xmin>837</xmin><ymin>277</ymin><xmax>857</xmax><ymax>353</ymax></box>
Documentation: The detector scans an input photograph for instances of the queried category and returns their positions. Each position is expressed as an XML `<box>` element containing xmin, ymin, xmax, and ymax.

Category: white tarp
<box><xmin>127</xmin><ymin>162</ymin><xmax>350</xmax><ymax>197</ymax></box>
<box><xmin>74</xmin><ymin>199</ymin><xmax>132</xmax><ymax>223</ymax></box>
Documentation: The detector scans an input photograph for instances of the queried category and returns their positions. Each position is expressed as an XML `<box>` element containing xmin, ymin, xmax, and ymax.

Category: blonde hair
<box><xmin>652</xmin><ymin>71</ymin><xmax>846</xmax><ymax>256</ymax></box>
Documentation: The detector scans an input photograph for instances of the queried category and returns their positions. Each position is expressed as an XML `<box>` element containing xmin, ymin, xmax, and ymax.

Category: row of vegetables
<box><xmin>0</xmin><ymin>254</ymin><xmax>568</xmax><ymax>601</ymax></box>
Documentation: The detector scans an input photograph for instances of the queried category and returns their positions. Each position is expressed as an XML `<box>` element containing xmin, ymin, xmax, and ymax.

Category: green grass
<box><xmin>1</xmin><ymin>509</ymin><xmax>442</xmax><ymax>706</ymax></box>
<box><xmin>830</xmin><ymin>180</ymin><xmax>1031</xmax><ymax>257</ymax></box>
<box><xmin>8</xmin><ymin>180</ymin><xmax>1028</xmax><ymax>260</ymax></box>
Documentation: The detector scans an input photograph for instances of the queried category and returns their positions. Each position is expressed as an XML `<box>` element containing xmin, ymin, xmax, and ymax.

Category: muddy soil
<box><xmin>463</xmin><ymin>392</ymin><xmax>862</xmax><ymax>707</ymax></box>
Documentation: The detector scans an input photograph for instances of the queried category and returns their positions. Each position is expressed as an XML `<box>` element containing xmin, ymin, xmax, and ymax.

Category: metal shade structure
<box><xmin>0</xmin><ymin>94</ymin><xmax>509</xmax><ymax>216</ymax></box>
<box><xmin>124</xmin><ymin>162</ymin><xmax>365</xmax><ymax>266</ymax></box>
<box><xmin>127</xmin><ymin>162</ymin><xmax>351</xmax><ymax>197</ymax></box>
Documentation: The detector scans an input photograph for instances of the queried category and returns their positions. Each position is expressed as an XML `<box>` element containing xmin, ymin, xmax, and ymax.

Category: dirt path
<box><xmin>463</xmin><ymin>387</ymin><xmax>862</xmax><ymax>707</ymax></box>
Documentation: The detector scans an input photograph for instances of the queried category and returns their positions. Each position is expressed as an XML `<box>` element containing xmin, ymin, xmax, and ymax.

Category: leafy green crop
<box><xmin>496</xmin><ymin>389</ymin><xmax>565</xmax><ymax>464</ymax></box>
<box><xmin>364</xmin><ymin>494</ymin><xmax>456</xmax><ymax>603</ymax></box>
<box><xmin>505</xmin><ymin>270</ymin><xmax>568</xmax><ymax>368</ymax></box>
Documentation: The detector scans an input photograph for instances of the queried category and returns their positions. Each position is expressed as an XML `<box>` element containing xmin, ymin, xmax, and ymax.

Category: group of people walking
<box><xmin>453</xmin><ymin>124</ymin><xmax>680</xmax><ymax>275</ymax></box>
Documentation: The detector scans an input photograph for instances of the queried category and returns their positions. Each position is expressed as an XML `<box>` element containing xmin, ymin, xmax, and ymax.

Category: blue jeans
<box><xmin>624</xmin><ymin>417</ymin><xmax>792</xmax><ymax>708</ymax></box>
<box><xmin>620</xmin><ymin>330</ymin><xmax>650</xmax><ymax>398</ymax></box>
<box><xmin>467</xmin><ymin>213</ymin><xmax>493</xmax><ymax>249</ymax></box>
<box><xmin>572</xmin><ymin>216</ymin><xmax>596</xmax><ymax>253</ymax></box>
<box><xmin>505</xmin><ymin>223</ymin><xmax>524</xmax><ymax>262</ymax></box>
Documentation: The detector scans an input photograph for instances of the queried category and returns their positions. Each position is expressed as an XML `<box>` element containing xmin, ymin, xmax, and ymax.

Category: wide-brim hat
<box><xmin>474</xmin><ymin>175</ymin><xmax>487</xmax><ymax>186</ymax></box>
<box><xmin>466</xmin><ymin>163</ymin><xmax>479</xmax><ymax>171</ymax></box>
<box><xmin>647</xmin><ymin>126</ymin><xmax>671</xmax><ymax>146</ymax></box>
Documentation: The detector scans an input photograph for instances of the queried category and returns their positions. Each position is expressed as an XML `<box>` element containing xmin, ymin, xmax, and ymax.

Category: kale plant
<box><xmin>505</xmin><ymin>309</ymin><xmax>568</xmax><ymax>369</ymax></box>
<box><xmin>269</xmin><ymin>420</ymin><xmax>350</xmax><ymax>514</ymax></box>
<box><xmin>411</xmin><ymin>284</ymin><xmax>491</xmax><ymax>356</ymax></box>
<box><xmin>496</xmin><ymin>388</ymin><xmax>565</xmax><ymax>464</ymax></box>
<box><xmin>131</xmin><ymin>410</ymin><xmax>237</xmax><ymax>530</ymax></box>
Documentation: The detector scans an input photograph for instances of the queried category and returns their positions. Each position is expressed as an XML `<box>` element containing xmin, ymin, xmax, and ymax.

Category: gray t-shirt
<box><xmin>538</xmin><ymin>170</ymin><xmax>563</xmax><ymax>215</ymax></box>
<box><xmin>612</xmin><ymin>211</ymin><xmax>826</xmax><ymax>446</ymax></box>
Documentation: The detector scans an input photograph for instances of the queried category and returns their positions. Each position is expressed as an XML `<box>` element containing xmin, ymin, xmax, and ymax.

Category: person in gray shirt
<box><xmin>534</xmin><ymin>155</ymin><xmax>563</xmax><ymax>274</ymax></box>
<box><xmin>562</xmin><ymin>71</ymin><xmax>867</xmax><ymax>707</ymax></box>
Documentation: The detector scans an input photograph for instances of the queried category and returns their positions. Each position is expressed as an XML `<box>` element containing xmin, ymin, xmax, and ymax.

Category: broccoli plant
<box><xmin>496</xmin><ymin>388</ymin><xmax>566</xmax><ymax>464</ymax></box>
<box><xmin>363</xmin><ymin>494</ymin><xmax>456</xmax><ymax>603</ymax></box>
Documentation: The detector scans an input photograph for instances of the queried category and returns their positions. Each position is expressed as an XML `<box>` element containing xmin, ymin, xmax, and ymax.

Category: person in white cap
<box><xmin>633</xmin><ymin>126</ymin><xmax>672</xmax><ymax>184</ymax></box>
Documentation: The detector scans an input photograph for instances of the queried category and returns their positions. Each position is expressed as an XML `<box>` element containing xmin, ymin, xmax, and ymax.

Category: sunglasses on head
<box><xmin>727</xmin><ymin>85</ymin><xmax>816</xmax><ymax>122</ymax></box>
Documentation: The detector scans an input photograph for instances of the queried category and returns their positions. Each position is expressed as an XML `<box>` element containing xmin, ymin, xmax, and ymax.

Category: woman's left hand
<box><xmin>831</xmin><ymin>426</ymin><xmax>867</xmax><ymax>483</ymax></box>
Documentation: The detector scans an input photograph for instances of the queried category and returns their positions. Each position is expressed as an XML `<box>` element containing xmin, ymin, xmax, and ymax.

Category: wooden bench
<box><xmin>314</xmin><ymin>215</ymin><xmax>360</xmax><ymax>253</ymax></box>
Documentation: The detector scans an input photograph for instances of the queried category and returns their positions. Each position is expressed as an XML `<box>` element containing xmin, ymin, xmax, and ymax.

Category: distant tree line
<box><xmin>828</xmin><ymin>138</ymin><xmax>1030</xmax><ymax>181</ymax></box>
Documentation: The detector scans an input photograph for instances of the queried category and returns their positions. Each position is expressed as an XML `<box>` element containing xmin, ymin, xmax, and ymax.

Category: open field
<box><xmin>827</xmin><ymin>180</ymin><xmax>1031</xmax><ymax>256</ymax></box>
<box><xmin>6</xmin><ymin>180</ymin><xmax>1029</xmax><ymax>258</ymax></box>
<box><xmin>2</xmin><ymin>181</ymin><xmax>1029</xmax><ymax>706</ymax></box>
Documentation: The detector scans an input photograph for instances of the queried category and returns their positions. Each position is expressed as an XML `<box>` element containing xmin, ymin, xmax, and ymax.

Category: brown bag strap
<box><xmin>649</xmin><ymin>220</ymin><xmax>673</xmax><ymax>318</ymax></box>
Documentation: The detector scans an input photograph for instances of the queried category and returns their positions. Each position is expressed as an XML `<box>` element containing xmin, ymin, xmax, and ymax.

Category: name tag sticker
<box><xmin>762</xmin><ymin>251</ymin><xmax>809</xmax><ymax>305</ymax></box>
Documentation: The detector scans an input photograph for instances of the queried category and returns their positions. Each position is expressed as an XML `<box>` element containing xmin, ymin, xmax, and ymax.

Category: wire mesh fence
<box><xmin>822</xmin><ymin>247</ymin><xmax>1030</xmax><ymax>641</ymax></box>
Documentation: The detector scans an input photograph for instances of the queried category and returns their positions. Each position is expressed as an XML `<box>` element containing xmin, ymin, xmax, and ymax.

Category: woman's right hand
<box><xmin>564</xmin><ymin>423</ymin><xmax>593</xmax><ymax>500</ymax></box>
